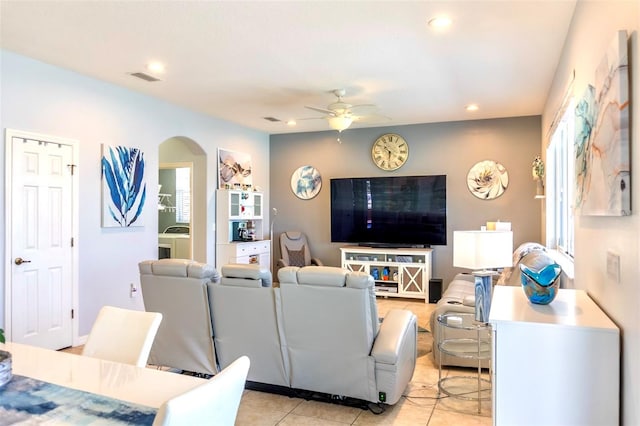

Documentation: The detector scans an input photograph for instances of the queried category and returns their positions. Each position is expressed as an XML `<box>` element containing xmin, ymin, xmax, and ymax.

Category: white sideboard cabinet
<box><xmin>489</xmin><ymin>286</ymin><xmax>619</xmax><ymax>426</ymax></box>
<box><xmin>340</xmin><ymin>246</ymin><xmax>432</xmax><ymax>302</ymax></box>
<box><xmin>216</xmin><ymin>189</ymin><xmax>270</xmax><ymax>268</ymax></box>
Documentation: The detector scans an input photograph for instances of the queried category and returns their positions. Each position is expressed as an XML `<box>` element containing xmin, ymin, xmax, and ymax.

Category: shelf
<box><xmin>340</xmin><ymin>246</ymin><xmax>432</xmax><ymax>302</ymax></box>
<box><xmin>439</xmin><ymin>338</ymin><xmax>491</xmax><ymax>360</ymax></box>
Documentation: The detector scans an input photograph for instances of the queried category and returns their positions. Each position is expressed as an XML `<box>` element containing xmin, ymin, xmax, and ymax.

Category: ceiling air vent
<box><xmin>263</xmin><ymin>117</ymin><xmax>281</xmax><ymax>122</ymax></box>
<box><xmin>129</xmin><ymin>72</ymin><xmax>161</xmax><ymax>82</ymax></box>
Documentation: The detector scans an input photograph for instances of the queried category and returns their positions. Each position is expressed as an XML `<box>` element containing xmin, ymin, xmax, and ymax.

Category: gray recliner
<box><xmin>210</xmin><ymin>264</ymin><xmax>417</xmax><ymax>405</ymax></box>
<box><xmin>277</xmin><ymin>231</ymin><xmax>323</xmax><ymax>268</ymax></box>
<box><xmin>208</xmin><ymin>264</ymin><xmax>289</xmax><ymax>387</ymax></box>
<box><xmin>139</xmin><ymin>258</ymin><xmax>221</xmax><ymax>375</ymax></box>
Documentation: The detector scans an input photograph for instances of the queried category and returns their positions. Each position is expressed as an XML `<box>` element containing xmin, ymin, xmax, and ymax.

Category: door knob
<box><xmin>14</xmin><ymin>257</ymin><xmax>31</xmax><ymax>265</ymax></box>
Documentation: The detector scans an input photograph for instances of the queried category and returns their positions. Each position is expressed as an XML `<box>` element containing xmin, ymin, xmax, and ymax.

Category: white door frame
<box><xmin>4</xmin><ymin>128</ymin><xmax>80</xmax><ymax>346</ymax></box>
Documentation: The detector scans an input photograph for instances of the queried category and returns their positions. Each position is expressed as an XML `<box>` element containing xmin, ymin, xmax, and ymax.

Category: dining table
<box><xmin>0</xmin><ymin>341</ymin><xmax>208</xmax><ymax>424</ymax></box>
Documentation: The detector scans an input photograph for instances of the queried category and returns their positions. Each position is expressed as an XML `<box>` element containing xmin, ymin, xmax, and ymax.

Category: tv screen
<box><xmin>330</xmin><ymin>175</ymin><xmax>447</xmax><ymax>247</ymax></box>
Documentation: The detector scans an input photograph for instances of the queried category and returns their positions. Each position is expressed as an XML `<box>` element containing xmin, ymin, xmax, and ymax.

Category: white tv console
<box><xmin>340</xmin><ymin>246</ymin><xmax>432</xmax><ymax>302</ymax></box>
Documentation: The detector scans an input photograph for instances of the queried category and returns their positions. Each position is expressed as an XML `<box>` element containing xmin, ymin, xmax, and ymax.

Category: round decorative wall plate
<box><xmin>291</xmin><ymin>165</ymin><xmax>322</xmax><ymax>200</ymax></box>
<box><xmin>467</xmin><ymin>160</ymin><xmax>509</xmax><ymax>200</ymax></box>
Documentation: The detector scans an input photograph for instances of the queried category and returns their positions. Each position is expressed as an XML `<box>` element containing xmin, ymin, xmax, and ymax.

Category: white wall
<box><xmin>541</xmin><ymin>1</ymin><xmax>639</xmax><ymax>424</ymax></box>
<box><xmin>0</xmin><ymin>50</ymin><xmax>270</xmax><ymax>337</ymax></box>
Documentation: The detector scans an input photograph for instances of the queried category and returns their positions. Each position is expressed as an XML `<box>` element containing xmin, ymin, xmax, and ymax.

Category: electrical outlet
<box><xmin>130</xmin><ymin>283</ymin><xmax>138</xmax><ymax>298</ymax></box>
<box><xmin>606</xmin><ymin>250</ymin><xmax>620</xmax><ymax>284</ymax></box>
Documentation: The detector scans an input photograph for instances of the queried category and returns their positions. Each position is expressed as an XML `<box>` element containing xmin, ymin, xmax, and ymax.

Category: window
<box><xmin>175</xmin><ymin>167</ymin><xmax>191</xmax><ymax>224</ymax></box>
<box><xmin>546</xmin><ymin>100</ymin><xmax>575</xmax><ymax>258</ymax></box>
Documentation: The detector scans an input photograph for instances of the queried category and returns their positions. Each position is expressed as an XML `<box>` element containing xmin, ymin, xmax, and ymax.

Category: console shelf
<box><xmin>340</xmin><ymin>246</ymin><xmax>432</xmax><ymax>302</ymax></box>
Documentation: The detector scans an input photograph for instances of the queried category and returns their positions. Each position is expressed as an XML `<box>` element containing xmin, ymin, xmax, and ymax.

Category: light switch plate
<box><xmin>606</xmin><ymin>250</ymin><xmax>620</xmax><ymax>284</ymax></box>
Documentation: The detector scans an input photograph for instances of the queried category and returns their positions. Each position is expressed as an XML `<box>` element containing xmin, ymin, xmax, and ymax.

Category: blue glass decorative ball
<box><xmin>520</xmin><ymin>262</ymin><xmax>562</xmax><ymax>305</ymax></box>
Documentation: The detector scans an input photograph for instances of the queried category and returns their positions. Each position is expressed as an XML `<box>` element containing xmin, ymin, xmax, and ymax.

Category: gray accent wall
<box><xmin>270</xmin><ymin>116</ymin><xmax>542</xmax><ymax>286</ymax></box>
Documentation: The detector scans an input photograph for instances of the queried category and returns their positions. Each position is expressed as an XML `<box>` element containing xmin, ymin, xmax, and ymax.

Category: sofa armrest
<box><xmin>371</xmin><ymin>308</ymin><xmax>417</xmax><ymax>405</ymax></box>
<box><xmin>371</xmin><ymin>309</ymin><xmax>416</xmax><ymax>365</ymax></box>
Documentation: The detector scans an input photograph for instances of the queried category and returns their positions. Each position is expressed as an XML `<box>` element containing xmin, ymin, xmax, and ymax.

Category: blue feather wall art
<box><xmin>101</xmin><ymin>145</ymin><xmax>147</xmax><ymax>227</ymax></box>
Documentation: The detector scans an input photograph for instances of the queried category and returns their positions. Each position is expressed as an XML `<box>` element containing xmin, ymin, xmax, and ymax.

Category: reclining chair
<box><xmin>277</xmin><ymin>266</ymin><xmax>417</xmax><ymax>405</ymax></box>
<box><xmin>139</xmin><ymin>258</ymin><xmax>221</xmax><ymax>375</ymax></box>
<box><xmin>207</xmin><ymin>264</ymin><xmax>289</xmax><ymax>387</ymax></box>
<box><xmin>277</xmin><ymin>231</ymin><xmax>323</xmax><ymax>268</ymax></box>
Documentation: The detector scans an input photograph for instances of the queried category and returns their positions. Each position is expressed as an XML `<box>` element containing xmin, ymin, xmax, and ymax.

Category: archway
<box><xmin>158</xmin><ymin>137</ymin><xmax>207</xmax><ymax>262</ymax></box>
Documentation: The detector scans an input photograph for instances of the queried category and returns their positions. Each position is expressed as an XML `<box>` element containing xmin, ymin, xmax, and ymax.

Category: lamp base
<box><xmin>473</xmin><ymin>271</ymin><xmax>496</xmax><ymax>323</ymax></box>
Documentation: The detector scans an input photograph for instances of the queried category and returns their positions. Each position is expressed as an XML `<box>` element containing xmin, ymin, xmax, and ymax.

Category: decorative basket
<box><xmin>0</xmin><ymin>350</ymin><xmax>12</xmax><ymax>388</ymax></box>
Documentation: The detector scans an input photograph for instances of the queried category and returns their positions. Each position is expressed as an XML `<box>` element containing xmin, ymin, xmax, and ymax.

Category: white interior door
<box><xmin>6</xmin><ymin>130</ymin><xmax>77</xmax><ymax>349</ymax></box>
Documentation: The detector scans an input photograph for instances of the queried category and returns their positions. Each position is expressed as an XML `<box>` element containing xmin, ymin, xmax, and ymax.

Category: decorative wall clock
<box><xmin>467</xmin><ymin>160</ymin><xmax>509</xmax><ymax>200</ymax></box>
<box><xmin>372</xmin><ymin>133</ymin><xmax>408</xmax><ymax>171</ymax></box>
<box><xmin>291</xmin><ymin>165</ymin><xmax>322</xmax><ymax>200</ymax></box>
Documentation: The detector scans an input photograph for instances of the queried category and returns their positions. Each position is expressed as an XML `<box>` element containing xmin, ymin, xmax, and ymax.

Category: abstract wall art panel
<box><xmin>575</xmin><ymin>30</ymin><xmax>630</xmax><ymax>216</ymax></box>
<box><xmin>101</xmin><ymin>144</ymin><xmax>147</xmax><ymax>227</ymax></box>
<box><xmin>218</xmin><ymin>148</ymin><xmax>252</xmax><ymax>189</ymax></box>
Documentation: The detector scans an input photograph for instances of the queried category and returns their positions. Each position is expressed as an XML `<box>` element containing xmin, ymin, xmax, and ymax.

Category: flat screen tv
<box><xmin>330</xmin><ymin>175</ymin><xmax>447</xmax><ymax>247</ymax></box>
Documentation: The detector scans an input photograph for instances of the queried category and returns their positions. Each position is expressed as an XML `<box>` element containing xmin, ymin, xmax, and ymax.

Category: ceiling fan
<box><xmin>303</xmin><ymin>89</ymin><xmax>389</xmax><ymax>133</ymax></box>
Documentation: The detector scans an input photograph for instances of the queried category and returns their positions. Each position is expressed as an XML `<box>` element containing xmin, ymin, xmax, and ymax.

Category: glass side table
<box><xmin>437</xmin><ymin>312</ymin><xmax>491</xmax><ymax>414</ymax></box>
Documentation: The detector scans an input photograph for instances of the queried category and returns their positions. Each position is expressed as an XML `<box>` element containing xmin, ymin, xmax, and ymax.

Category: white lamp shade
<box><xmin>453</xmin><ymin>230</ymin><xmax>513</xmax><ymax>270</ymax></box>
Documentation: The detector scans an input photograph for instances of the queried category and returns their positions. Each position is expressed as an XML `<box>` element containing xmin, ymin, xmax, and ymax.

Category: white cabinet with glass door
<box><xmin>216</xmin><ymin>189</ymin><xmax>269</xmax><ymax>268</ymax></box>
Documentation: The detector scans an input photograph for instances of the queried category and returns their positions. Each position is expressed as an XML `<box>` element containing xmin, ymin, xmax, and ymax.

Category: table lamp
<box><xmin>453</xmin><ymin>230</ymin><xmax>513</xmax><ymax>322</ymax></box>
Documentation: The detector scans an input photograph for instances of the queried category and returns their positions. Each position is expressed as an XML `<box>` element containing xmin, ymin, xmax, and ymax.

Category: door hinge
<box><xmin>70</xmin><ymin>237</ymin><xmax>74</xmax><ymax>247</ymax></box>
<box><xmin>71</xmin><ymin>309</ymin><xmax>74</xmax><ymax>319</ymax></box>
<box><xmin>67</xmin><ymin>164</ymin><xmax>77</xmax><ymax>175</ymax></box>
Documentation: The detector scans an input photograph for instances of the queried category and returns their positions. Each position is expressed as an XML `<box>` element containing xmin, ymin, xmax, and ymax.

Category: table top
<box><xmin>1</xmin><ymin>341</ymin><xmax>207</xmax><ymax>408</ymax></box>
<box><xmin>489</xmin><ymin>286</ymin><xmax>619</xmax><ymax>332</ymax></box>
<box><xmin>437</xmin><ymin>312</ymin><xmax>489</xmax><ymax>331</ymax></box>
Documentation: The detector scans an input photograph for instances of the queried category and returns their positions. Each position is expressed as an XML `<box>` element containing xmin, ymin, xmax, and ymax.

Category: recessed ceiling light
<box><xmin>466</xmin><ymin>104</ymin><xmax>479</xmax><ymax>112</ymax></box>
<box><xmin>286</xmin><ymin>120</ymin><xmax>297</xmax><ymax>126</ymax></box>
<box><xmin>147</xmin><ymin>61</ymin><xmax>165</xmax><ymax>74</ymax></box>
<box><xmin>428</xmin><ymin>16</ymin><xmax>452</xmax><ymax>29</ymax></box>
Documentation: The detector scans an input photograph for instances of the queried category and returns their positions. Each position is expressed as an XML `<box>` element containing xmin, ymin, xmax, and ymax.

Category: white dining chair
<box><xmin>152</xmin><ymin>355</ymin><xmax>250</xmax><ymax>426</ymax></box>
<box><xmin>82</xmin><ymin>305</ymin><xmax>162</xmax><ymax>367</ymax></box>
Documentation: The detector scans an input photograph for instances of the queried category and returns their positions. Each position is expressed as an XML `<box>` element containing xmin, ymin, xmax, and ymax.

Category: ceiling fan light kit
<box><xmin>328</xmin><ymin>115</ymin><xmax>353</xmax><ymax>132</ymax></box>
<box><xmin>304</xmin><ymin>89</ymin><xmax>386</xmax><ymax>134</ymax></box>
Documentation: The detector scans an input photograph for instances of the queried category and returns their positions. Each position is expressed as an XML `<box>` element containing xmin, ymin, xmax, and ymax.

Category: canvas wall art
<box><xmin>574</xmin><ymin>30</ymin><xmax>630</xmax><ymax>216</ymax></box>
<box><xmin>101</xmin><ymin>144</ymin><xmax>147</xmax><ymax>227</ymax></box>
<box><xmin>218</xmin><ymin>148</ymin><xmax>252</xmax><ymax>189</ymax></box>
<box><xmin>291</xmin><ymin>165</ymin><xmax>322</xmax><ymax>200</ymax></box>
<box><xmin>467</xmin><ymin>160</ymin><xmax>509</xmax><ymax>200</ymax></box>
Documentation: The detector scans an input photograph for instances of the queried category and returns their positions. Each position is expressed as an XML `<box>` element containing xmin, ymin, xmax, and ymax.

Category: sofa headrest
<box><xmin>284</xmin><ymin>231</ymin><xmax>302</xmax><ymax>241</ymax></box>
<box><xmin>345</xmin><ymin>271</ymin><xmax>374</xmax><ymax>289</ymax></box>
<box><xmin>296</xmin><ymin>266</ymin><xmax>348</xmax><ymax>287</ymax></box>
<box><xmin>220</xmin><ymin>277</ymin><xmax>262</xmax><ymax>288</ymax></box>
<box><xmin>138</xmin><ymin>259</ymin><xmax>220</xmax><ymax>281</ymax></box>
<box><xmin>277</xmin><ymin>266</ymin><xmax>300</xmax><ymax>284</ymax></box>
<box><xmin>221</xmin><ymin>264</ymin><xmax>273</xmax><ymax>287</ymax></box>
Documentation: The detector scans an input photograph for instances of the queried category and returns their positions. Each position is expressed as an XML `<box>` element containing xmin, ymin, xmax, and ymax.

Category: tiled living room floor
<box><xmin>63</xmin><ymin>298</ymin><xmax>492</xmax><ymax>425</ymax></box>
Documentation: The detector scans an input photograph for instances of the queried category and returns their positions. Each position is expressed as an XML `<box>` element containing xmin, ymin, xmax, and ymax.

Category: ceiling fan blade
<box><xmin>295</xmin><ymin>116</ymin><xmax>326</xmax><ymax>121</ymax></box>
<box><xmin>304</xmin><ymin>105</ymin><xmax>335</xmax><ymax>115</ymax></box>
<box><xmin>353</xmin><ymin>114</ymin><xmax>391</xmax><ymax>124</ymax></box>
<box><xmin>349</xmin><ymin>104</ymin><xmax>378</xmax><ymax>115</ymax></box>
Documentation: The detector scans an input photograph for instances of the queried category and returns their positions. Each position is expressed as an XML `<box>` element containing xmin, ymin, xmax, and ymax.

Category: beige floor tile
<box><xmin>239</xmin><ymin>389</ymin><xmax>304</xmax><ymax>413</ymax></box>
<box><xmin>290</xmin><ymin>400</ymin><xmax>363</xmax><ymax>424</ymax></box>
<box><xmin>278</xmin><ymin>413</ymin><xmax>351</xmax><ymax>425</ymax></box>
<box><xmin>235</xmin><ymin>404</ymin><xmax>288</xmax><ymax>426</ymax></box>
<box><xmin>353</xmin><ymin>396</ymin><xmax>433</xmax><ymax>425</ymax></box>
<box><xmin>428</xmin><ymin>406</ymin><xmax>492</xmax><ymax>426</ymax></box>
